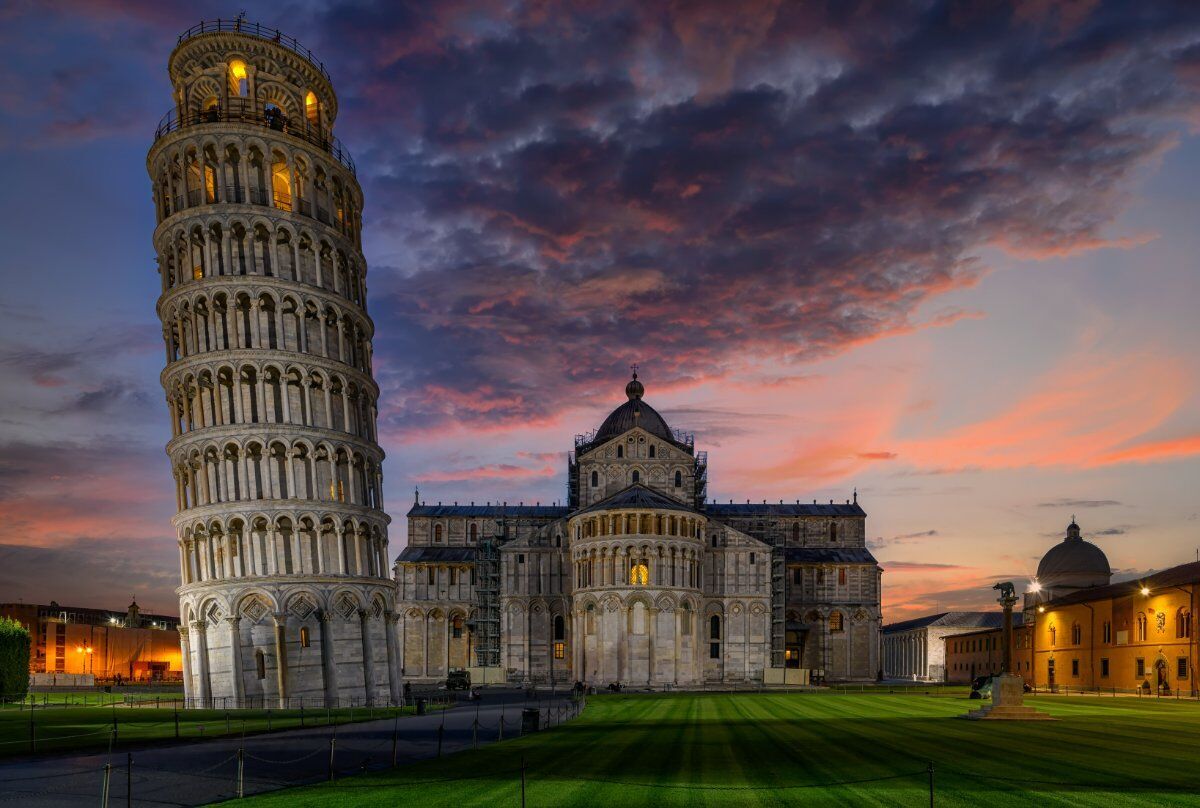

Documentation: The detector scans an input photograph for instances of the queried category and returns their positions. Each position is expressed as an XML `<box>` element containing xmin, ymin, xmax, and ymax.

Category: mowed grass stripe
<box><xmin>227</xmin><ymin>692</ymin><xmax>1200</xmax><ymax>807</ymax></box>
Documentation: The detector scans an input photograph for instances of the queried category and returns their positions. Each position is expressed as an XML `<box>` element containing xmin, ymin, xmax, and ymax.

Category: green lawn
<box><xmin>232</xmin><ymin>692</ymin><xmax>1200</xmax><ymax>806</ymax></box>
<box><xmin>0</xmin><ymin>689</ymin><xmax>183</xmax><ymax>709</ymax></box>
<box><xmin>0</xmin><ymin>700</ymin><xmax>430</xmax><ymax>757</ymax></box>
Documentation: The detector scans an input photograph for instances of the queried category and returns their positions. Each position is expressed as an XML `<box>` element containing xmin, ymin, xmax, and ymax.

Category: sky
<box><xmin>0</xmin><ymin>0</ymin><xmax>1198</xmax><ymax>618</ymax></box>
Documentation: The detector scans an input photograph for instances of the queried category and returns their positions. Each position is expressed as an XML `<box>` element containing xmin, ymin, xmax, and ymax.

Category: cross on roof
<box><xmin>630</xmin><ymin>363</ymin><xmax>639</xmax><ymax>378</ymax></box>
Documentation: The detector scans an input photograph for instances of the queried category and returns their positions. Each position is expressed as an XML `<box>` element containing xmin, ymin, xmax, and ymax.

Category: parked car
<box><xmin>446</xmin><ymin>670</ymin><xmax>471</xmax><ymax>691</ymax></box>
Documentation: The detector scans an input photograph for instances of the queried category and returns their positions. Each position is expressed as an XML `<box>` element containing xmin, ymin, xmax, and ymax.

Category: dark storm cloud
<box><xmin>304</xmin><ymin>1</ymin><xmax>1200</xmax><ymax>434</ymax></box>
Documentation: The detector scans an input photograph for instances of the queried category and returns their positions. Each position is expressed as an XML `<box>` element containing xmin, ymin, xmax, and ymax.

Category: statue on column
<box><xmin>961</xmin><ymin>581</ymin><xmax>1052</xmax><ymax>721</ymax></box>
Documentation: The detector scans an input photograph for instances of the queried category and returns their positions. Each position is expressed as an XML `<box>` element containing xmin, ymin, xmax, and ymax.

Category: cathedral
<box><xmin>396</xmin><ymin>373</ymin><xmax>883</xmax><ymax>687</ymax></box>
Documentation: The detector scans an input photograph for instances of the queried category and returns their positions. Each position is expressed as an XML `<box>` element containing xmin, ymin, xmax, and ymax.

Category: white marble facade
<box><xmin>150</xmin><ymin>23</ymin><xmax>395</xmax><ymax>706</ymax></box>
<box><xmin>397</xmin><ymin>375</ymin><xmax>883</xmax><ymax>686</ymax></box>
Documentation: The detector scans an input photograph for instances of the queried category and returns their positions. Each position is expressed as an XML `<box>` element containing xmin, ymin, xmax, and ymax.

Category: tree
<box><xmin>0</xmin><ymin>617</ymin><xmax>31</xmax><ymax>703</ymax></box>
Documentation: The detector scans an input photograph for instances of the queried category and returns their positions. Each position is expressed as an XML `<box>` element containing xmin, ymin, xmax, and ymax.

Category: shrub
<box><xmin>0</xmin><ymin>617</ymin><xmax>31</xmax><ymax>703</ymax></box>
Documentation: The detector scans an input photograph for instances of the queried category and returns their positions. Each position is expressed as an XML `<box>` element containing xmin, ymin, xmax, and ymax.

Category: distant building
<box><xmin>0</xmin><ymin>600</ymin><xmax>183</xmax><ymax>681</ymax></box>
<box><xmin>945</xmin><ymin>521</ymin><xmax>1199</xmax><ymax>694</ymax></box>
<box><xmin>882</xmin><ymin>612</ymin><xmax>1016</xmax><ymax>681</ymax></box>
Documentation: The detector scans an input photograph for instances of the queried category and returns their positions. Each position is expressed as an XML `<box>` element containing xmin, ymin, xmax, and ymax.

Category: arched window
<box><xmin>1178</xmin><ymin>608</ymin><xmax>1192</xmax><ymax>639</ymax></box>
<box><xmin>1071</xmin><ymin>623</ymin><xmax>1081</xmax><ymax>645</ymax></box>
<box><xmin>300</xmin><ymin>626</ymin><xmax>310</xmax><ymax>648</ymax></box>
<box><xmin>452</xmin><ymin>615</ymin><xmax>463</xmax><ymax>639</ymax></box>
<box><xmin>433</xmin><ymin>524</ymin><xmax>443</xmax><ymax>543</ymax></box>
<box><xmin>681</xmin><ymin>603</ymin><xmax>692</xmax><ymax>634</ymax></box>
<box><xmin>632</xmin><ymin>470</ymin><xmax>640</xmax><ymax>484</ymax></box>
<box><xmin>228</xmin><ymin>59</ymin><xmax>249</xmax><ymax>97</ymax></box>
<box><xmin>649</xmin><ymin>445</ymin><xmax>656</xmax><ymax>458</ymax></box>
<box><xmin>616</xmin><ymin>445</ymin><xmax>623</xmax><ymax>458</ymax></box>
<box><xmin>271</xmin><ymin>161</ymin><xmax>292</xmax><ymax>210</ymax></box>
<box><xmin>629</xmin><ymin>561</ymin><xmax>649</xmax><ymax>586</ymax></box>
<box><xmin>829</xmin><ymin>611</ymin><xmax>844</xmax><ymax>632</ymax></box>
<box><xmin>674</xmin><ymin>470</ymin><xmax>682</xmax><ymax>488</ymax></box>
<box><xmin>710</xmin><ymin>614</ymin><xmax>721</xmax><ymax>640</ymax></box>
<box><xmin>829</xmin><ymin>522</ymin><xmax>838</xmax><ymax>542</ymax></box>
<box><xmin>591</xmin><ymin>470</ymin><xmax>598</xmax><ymax>487</ymax></box>
<box><xmin>1049</xmin><ymin>624</ymin><xmax>1056</xmax><ymax>646</ymax></box>
<box><xmin>305</xmin><ymin>91</ymin><xmax>319</xmax><ymax>125</ymax></box>
<box><xmin>469</xmin><ymin>523</ymin><xmax>478</xmax><ymax>543</ymax></box>
<box><xmin>554</xmin><ymin>615</ymin><xmax>565</xmax><ymax>640</ymax></box>
<box><xmin>255</xmin><ymin>649</ymin><xmax>265</xmax><ymax>679</ymax></box>
<box><xmin>1136</xmin><ymin>613</ymin><xmax>1147</xmax><ymax>642</ymax></box>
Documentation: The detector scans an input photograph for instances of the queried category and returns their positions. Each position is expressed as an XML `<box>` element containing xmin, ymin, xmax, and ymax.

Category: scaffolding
<box><xmin>693</xmin><ymin>451</ymin><xmax>708</xmax><ymax>510</ymax></box>
<box><xmin>567</xmin><ymin>451</ymin><xmax>579</xmax><ymax>509</ymax></box>
<box><xmin>472</xmin><ymin>535</ymin><xmax>501</xmax><ymax>668</ymax></box>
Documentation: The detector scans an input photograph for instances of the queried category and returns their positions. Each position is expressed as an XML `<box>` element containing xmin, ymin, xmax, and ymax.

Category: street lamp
<box><xmin>1140</xmin><ymin>587</ymin><xmax>1150</xmax><ymax>596</ymax></box>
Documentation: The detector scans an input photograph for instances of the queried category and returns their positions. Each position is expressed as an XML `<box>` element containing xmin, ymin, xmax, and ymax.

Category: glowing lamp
<box><xmin>1037</xmin><ymin>606</ymin><xmax>1045</xmax><ymax>613</ymax></box>
<box><xmin>1028</xmin><ymin>581</ymin><xmax>1041</xmax><ymax>593</ymax></box>
<box><xmin>1140</xmin><ymin>587</ymin><xmax>1150</xmax><ymax>596</ymax></box>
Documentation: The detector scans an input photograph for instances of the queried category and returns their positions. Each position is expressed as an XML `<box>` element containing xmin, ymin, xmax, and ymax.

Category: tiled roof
<box><xmin>784</xmin><ymin>548</ymin><xmax>879</xmax><ymax>565</ymax></box>
<box><xmin>708</xmin><ymin>502</ymin><xmax>866</xmax><ymax>517</ymax></box>
<box><xmin>882</xmin><ymin>611</ymin><xmax>1010</xmax><ymax>634</ymax></box>
<box><xmin>407</xmin><ymin>504</ymin><xmax>569</xmax><ymax>519</ymax></box>
<box><xmin>395</xmin><ymin>547</ymin><xmax>477</xmax><ymax>563</ymax></box>
<box><xmin>1045</xmin><ymin>561</ymin><xmax>1200</xmax><ymax>608</ymax></box>
<box><xmin>578</xmin><ymin>484</ymin><xmax>696</xmax><ymax>515</ymax></box>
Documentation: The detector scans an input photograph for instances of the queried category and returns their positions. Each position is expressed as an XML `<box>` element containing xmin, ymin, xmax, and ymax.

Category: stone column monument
<box><xmin>963</xmin><ymin>582</ymin><xmax>1052</xmax><ymax>720</ymax></box>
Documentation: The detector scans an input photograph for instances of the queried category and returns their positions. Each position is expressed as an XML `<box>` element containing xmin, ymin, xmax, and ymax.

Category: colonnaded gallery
<box><xmin>150</xmin><ymin>21</ymin><xmax>881</xmax><ymax>707</ymax></box>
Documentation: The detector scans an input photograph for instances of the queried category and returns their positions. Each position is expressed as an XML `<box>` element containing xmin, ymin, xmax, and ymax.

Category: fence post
<box><xmin>237</xmin><ymin>746</ymin><xmax>245</xmax><ymax>798</ymax></box>
<box><xmin>436</xmin><ymin>724</ymin><xmax>443</xmax><ymax>758</ymax></box>
<box><xmin>101</xmin><ymin>762</ymin><xmax>112</xmax><ymax>808</ymax></box>
<box><xmin>473</xmin><ymin>719</ymin><xmax>478</xmax><ymax>751</ymax></box>
<box><xmin>499</xmin><ymin>714</ymin><xmax>504</xmax><ymax>741</ymax></box>
<box><xmin>28</xmin><ymin>709</ymin><xmax>34</xmax><ymax>754</ymax></box>
<box><xmin>126</xmin><ymin>752</ymin><xmax>133</xmax><ymax>808</ymax></box>
<box><xmin>301</xmin><ymin>704</ymin><xmax>305</xmax><ymax>727</ymax></box>
<box><xmin>391</xmin><ymin>715</ymin><xmax>399</xmax><ymax>768</ymax></box>
<box><xmin>328</xmin><ymin>735</ymin><xmax>337</xmax><ymax>781</ymax></box>
<box><xmin>927</xmin><ymin>761</ymin><xmax>934</xmax><ymax>808</ymax></box>
<box><xmin>174</xmin><ymin>706</ymin><xmax>180</xmax><ymax>739</ymax></box>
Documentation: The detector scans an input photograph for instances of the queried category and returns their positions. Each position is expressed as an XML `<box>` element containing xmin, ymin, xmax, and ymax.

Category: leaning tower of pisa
<box><xmin>147</xmin><ymin>20</ymin><xmax>397</xmax><ymax>708</ymax></box>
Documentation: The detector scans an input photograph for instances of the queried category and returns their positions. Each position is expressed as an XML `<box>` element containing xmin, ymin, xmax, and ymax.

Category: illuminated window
<box><xmin>1178</xmin><ymin>609</ymin><xmax>1192</xmax><ymax>639</ymax></box>
<box><xmin>305</xmin><ymin>91</ymin><xmax>319</xmax><ymax>125</ymax></box>
<box><xmin>629</xmin><ymin>562</ymin><xmax>649</xmax><ymax>586</ymax></box>
<box><xmin>300</xmin><ymin>627</ymin><xmax>310</xmax><ymax>648</ymax></box>
<box><xmin>228</xmin><ymin>60</ymin><xmax>249</xmax><ymax>96</ymax></box>
<box><xmin>829</xmin><ymin>611</ymin><xmax>844</xmax><ymax>633</ymax></box>
<box><xmin>554</xmin><ymin>642</ymin><xmax>565</xmax><ymax>659</ymax></box>
<box><xmin>271</xmin><ymin>161</ymin><xmax>292</xmax><ymax>211</ymax></box>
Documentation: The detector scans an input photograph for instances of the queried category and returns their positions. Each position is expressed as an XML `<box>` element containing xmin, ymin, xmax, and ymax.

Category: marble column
<box><xmin>273</xmin><ymin>613</ymin><xmax>289</xmax><ymax>708</ymax></box>
<box><xmin>318</xmin><ymin>611</ymin><xmax>338</xmax><ymax>706</ymax></box>
<box><xmin>178</xmin><ymin>625</ymin><xmax>193</xmax><ymax>703</ymax></box>
<box><xmin>359</xmin><ymin>610</ymin><xmax>376</xmax><ymax>706</ymax></box>
<box><xmin>226</xmin><ymin>616</ymin><xmax>244</xmax><ymax>708</ymax></box>
<box><xmin>192</xmin><ymin>620</ymin><xmax>211</xmax><ymax>708</ymax></box>
<box><xmin>383</xmin><ymin>611</ymin><xmax>400</xmax><ymax>705</ymax></box>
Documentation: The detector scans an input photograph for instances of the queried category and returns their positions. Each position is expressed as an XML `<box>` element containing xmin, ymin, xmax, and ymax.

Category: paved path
<box><xmin>0</xmin><ymin>690</ymin><xmax>575</xmax><ymax>806</ymax></box>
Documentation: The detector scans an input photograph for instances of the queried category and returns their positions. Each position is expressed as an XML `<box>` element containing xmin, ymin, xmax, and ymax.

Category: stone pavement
<box><xmin>0</xmin><ymin>689</ymin><xmax>575</xmax><ymax>807</ymax></box>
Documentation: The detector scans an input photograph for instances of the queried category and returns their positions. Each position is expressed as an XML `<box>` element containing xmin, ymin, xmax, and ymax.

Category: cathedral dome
<box><xmin>594</xmin><ymin>373</ymin><xmax>675</xmax><ymax>446</ymax></box>
<box><xmin>1036</xmin><ymin>521</ymin><xmax>1111</xmax><ymax>590</ymax></box>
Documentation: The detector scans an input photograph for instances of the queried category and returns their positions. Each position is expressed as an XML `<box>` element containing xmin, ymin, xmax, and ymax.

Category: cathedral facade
<box><xmin>396</xmin><ymin>375</ymin><xmax>883</xmax><ymax>686</ymax></box>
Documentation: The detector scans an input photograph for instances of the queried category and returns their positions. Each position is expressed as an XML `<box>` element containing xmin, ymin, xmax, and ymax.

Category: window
<box><xmin>649</xmin><ymin>445</ymin><xmax>656</xmax><ymax>458</ymax></box>
<box><xmin>749</xmin><ymin>553</ymin><xmax>756</xmax><ymax>565</ymax></box>
<box><xmin>305</xmin><ymin>91</ymin><xmax>319</xmax><ymax>125</ymax></box>
<box><xmin>710</xmin><ymin>642</ymin><xmax>720</xmax><ymax>659</ymax></box>
<box><xmin>629</xmin><ymin>562</ymin><xmax>649</xmax><ymax>586</ymax></box>
<box><xmin>674</xmin><ymin>470</ymin><xmax>682</xmax><ymax>488</ymax></box>
<box><xmin>255</xmin><ymin>649</ymin><xmax>266</xmax><ymax>680</ymax></box>
<box><xmin>591</xmin><ymin>470</ymin><xmax>598</xmax><ymax>487</ymax></box>
<box><xmin>1137</xmin><ymin>613</ymin><xmax>1147</xmax><ymax>642</ymax></box>
<box><xmin>1071</xmin><ymin>623</ymin><xmax>1081</xmax><ymax>645</ymax></box>
<box><xmin>792</xmin><ymin>568</ymin><xmax>801</xmax><ymax>585</ymax></box>
<box><xmin>300</xmin><ymin>626</ymin><xmax>310</xmax><ymax>648</ymax></box>
<box><xmin>1071</xmin><ymin>659</ymin><xmax>1079</xmax><ymax>677</ymax></box>
<box><xmin>228</xmin><ymin>59</ymin><xmax>249</xmax><ymax>96</ymax></box>
<box><xmin>838</xmin><ymin>568</ymin><xmax>846</xmax><ymax>586</ymax></box>
<box><xmin>710</xmin><ymin>615</ymin><xmax>721</xmax><ymax>640</ymax></box>
<box><xmin>271</xmin><ymin>160</ymin><xmax>292</xmax><ymax>210</ymax></box>
<box><xmin>554</xmin><ymin>615</ymin><xmax>565</xmax><ymax>641</ymax></box>
<box><xmin>830</xmin><ymin>611</ymin><xmax>844</xmax><ymax>633</ymax></box>
<box><xmin>1102</xmin><ymin>621</ymin><xmax>1111</xmax><ymax>644</ymax></box>
<box><xmin>1100</xmin><ymin>658</ymin><xmax>1109</xmax><ymax>677</ymax></box>
<box><xmin>1179</xmin><ymin>657</ymin><xmax>1189</xmax><ymax>679</ymax></box>
<box><xmin>631</xmin><ymin>470</ymin><xmax>640</xmax><ymax>484</ymax></box>
<box><xmin>518</xmin><ymin>554</ymin><xmax>525</xmax><ymax>564</ymax></box>
<box><xmin>616</xmin><ymin>445</ymin><xmax>623</xmax><ymax>458</ymax></box>
<box><xmin>1136</xmin><ymin>658</ymin><xmax>1146</xmax><ymax>678</ymax></box>
<box><xmin>1178</xmin><ymin>609</ymin><xmax>1192</xmax><ymax>639</ymax></box>
<box><xmin>554</xmin><ymin>642</ymin><xmax>565</xmax><ymax>660</ymax></box>
<box><xmin>452</xmin><ymin>616</ymin><xmax>463</xmax><ymax>639</ymax></box>
<box><xmin>433</xmin><ymin>524</ymin><xmax>443</xmax><ymax>543</ymax></box>
<box><xmin>829</xmin><ymin>522</ymin><xmax>837</xmax><ymax>542</ymax></box>
<box><xmin>469</xmin><ymin>523</ymin><xmax>478</xmax><ymax>543</ymax></box>
<box><xmin>792</xmin><ymin>523</ymin><xmax>800</xmax><ymax>542</ymax></box>
<box><xmin>427</xmin><ymin>566</ymin><xmax>435</xmax><ymax>585</ymax></box>
<box><xmin>1049</xmin><ymin>625</ymin><xmax>1056</xmax><ymax>647</ymax></box>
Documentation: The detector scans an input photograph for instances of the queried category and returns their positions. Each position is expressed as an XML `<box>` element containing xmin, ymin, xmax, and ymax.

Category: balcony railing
<box><xmin>154</xmin><ymin>105</ymin><xmax>356</xmax><ymax>175</ymax></box>
<box><xmin>177</xmin><ymin>19</ymin><xmax>332</xmax><ymax>83</ymax></box>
